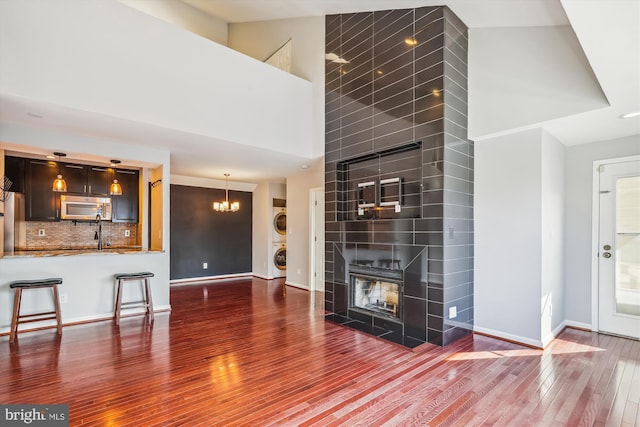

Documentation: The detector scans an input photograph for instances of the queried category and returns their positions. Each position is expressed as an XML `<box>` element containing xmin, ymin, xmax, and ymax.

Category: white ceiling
<box><xmin>1</xmin><ymin>0</ymin><xmax>638</xmax><ymax>184</ymax></box>
<box><xmin>181</xmin><ymin>0</ymin><xmax>570</xmax><ymax>27</ymax></box>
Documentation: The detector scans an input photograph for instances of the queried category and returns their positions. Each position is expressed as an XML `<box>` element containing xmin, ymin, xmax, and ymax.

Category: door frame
<box><xmin>309</xmin><ymin>187</ymin><xmax>324</xmax><ymax>293</ymax></box>
<box><xmin>591</xmin><ymin>154</ymin><xmax>640</xmax><ymax>332</ymax></box>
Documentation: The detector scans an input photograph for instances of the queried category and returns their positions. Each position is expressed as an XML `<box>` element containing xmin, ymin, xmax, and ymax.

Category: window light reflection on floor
<box><xmin>446</xmin><ymin>339</ymin><xmax>605</xmax><ymax>361</ymax></box>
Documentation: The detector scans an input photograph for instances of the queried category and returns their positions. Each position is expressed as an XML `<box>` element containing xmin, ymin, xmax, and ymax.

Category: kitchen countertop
<box><xmin>2</xmin><ymin>247</ymin><xmax>163</xmax><ymax>258</ymax></box>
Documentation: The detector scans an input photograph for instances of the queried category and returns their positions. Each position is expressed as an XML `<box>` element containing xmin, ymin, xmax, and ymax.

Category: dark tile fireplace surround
<box><xmin>324</xmin><ymin>6</ymin><xmax>474</xmax><ymax>348</ymax></box>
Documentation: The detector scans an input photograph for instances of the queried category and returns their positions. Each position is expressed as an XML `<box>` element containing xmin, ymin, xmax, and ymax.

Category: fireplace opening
<box><xmin>349</xmin><ymin>265</ymin><xmax>403</xmax><ymax>322</ymax></box>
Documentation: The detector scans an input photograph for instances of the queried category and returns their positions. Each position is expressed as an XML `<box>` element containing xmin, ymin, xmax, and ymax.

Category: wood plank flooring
<box><xmin>1</xmin><ymin>277</ymin><xmax>638</xmax><ymax>426</ymax></box>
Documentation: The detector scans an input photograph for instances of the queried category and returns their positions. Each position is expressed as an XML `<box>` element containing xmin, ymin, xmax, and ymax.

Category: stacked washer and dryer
<box><xmin>271</xmin><ymin>199</ymin><xmax>286</xmax><ymax>278</ymax></box>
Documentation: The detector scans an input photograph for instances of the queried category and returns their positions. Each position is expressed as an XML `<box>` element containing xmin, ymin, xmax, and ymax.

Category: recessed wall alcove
<box><xmin>324</xmin><ymin>6</ymin><xmax>474</xmax><ymax>347</ymax></box>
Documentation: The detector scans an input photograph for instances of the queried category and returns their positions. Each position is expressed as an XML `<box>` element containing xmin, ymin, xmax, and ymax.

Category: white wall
<box><xmin>0</xmin><ymin>0</ymin><xmax>313</xmax><ymax>159</ymax></box>
<box><xmin>540</xmin><ymin>130</ymin><xmax>566</xmax><ymax>346</ymax></box>
<box><xmin>285</xmin><ymin>159</ymin><xmax>324</xmax><ymax>289</ymax></box>
<box><xmin>468</xmin><ymin>26</ymin><xmax>607</xmax><ymax>140</ymax></box>
<box><xmin>252</xmin><ymin>182</ymin><xmax>270</xmax><ymax>279</ymax></box>
<box><xmin>118</xmin><ymin>0</ymin><xmax>228</xmax><ymax>45</ymax></box>
<box><xmin>564</xmin><ymin>135</ymin><xmax>640</xmax><ymax>326</ymax></box>
<box><xmin>475</xmin><ymin>128</ymin><xmax>544</xmax><ymax>346</ymax></box>
<box><xmin>228</xmin><ymin>16</ymin><xmax>326</xmax><ymax>159</ymax></box>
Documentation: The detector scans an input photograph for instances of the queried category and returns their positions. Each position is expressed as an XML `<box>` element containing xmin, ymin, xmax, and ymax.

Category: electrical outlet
<box><xmin>124</xmin><ymin>230</ymin><xmax>130</xmax><ymax>237</ymax></box>
<box><xmin>59</xmin><ymin>293</ymin><xmax>68</xmax><ymax>304</ymax></box>
<box><xmin>449</xmin><ymin>306</ymin><xmax>457</xmax><ymax>319</ymax></box>
<box><xmin>203</xmin><ymin>262</ymin><xmax>208</xmax><ymax>269</ymax></box>
<box><xmin>38</xmin><ymin>229</ymin><xmax>45</xmax><ymax>236</ymax></box>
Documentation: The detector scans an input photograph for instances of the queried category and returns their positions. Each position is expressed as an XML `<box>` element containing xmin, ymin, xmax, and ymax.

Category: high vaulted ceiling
<box><xmin>181</xmin><ymin>0</ymin><xmax>571</xmax><ymax>26</ymax></box>
<box><xmin>1</xmin><ymin>0</ymin><xmax>638</xmax><ymax>183</ymax></box>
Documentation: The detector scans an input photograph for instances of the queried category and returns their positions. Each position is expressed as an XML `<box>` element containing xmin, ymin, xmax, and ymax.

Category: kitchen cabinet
<box><xmin>112</xmin><ymin>169</ymin><xmax>139</xmax><ymax>223</ymax></box>
<box><xmin>7</xmin><ymin>155</ymin><xmax>140</xmax><ymax>222</ymax></box>
<box><xmin>4</xmin><ymin>156</ymin><xmax>26</xmax><ymax>194</ymax></box>
<box><xmin>62</xmin><ymin>163</ymin><xmax>111</xmax><ymax>195</ymax></box>
<box><xmin>25</xmin><ymin>159</ymin><xmax>60</xmax><ymax>221</ymax></box>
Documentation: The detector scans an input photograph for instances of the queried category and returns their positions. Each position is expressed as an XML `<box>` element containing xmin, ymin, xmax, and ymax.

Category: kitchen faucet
<box><xmin>95</xmin><ymin>214</ymin><xmax>103</xmax><ymax>251</ymax></box>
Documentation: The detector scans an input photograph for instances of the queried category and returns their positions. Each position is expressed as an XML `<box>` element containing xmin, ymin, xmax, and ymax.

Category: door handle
<box><xmin>603</xmin><ymin>252</ymin><xmax>612</xmax><ymax>259</ymax></box>
<box><xmin>603</xmin><ymin>244</ymin><xmax>612</xmax><ymax>250</ymax></box>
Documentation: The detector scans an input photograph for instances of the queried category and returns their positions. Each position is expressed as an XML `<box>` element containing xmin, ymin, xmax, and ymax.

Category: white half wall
<box><xmin>118</xmin><ymin>0</ymin><xmax>229</xmax><ymax>45</ymax></box>
<box><xmin>475</xmin><ymin>128</ymin><xmax>544</xmax><ymax>346</ymax></box>
<box><xmin>564</xmin><ymin>134</ymin><xmax>640</xmax><ymax>326</ymax></box>
<box><xmin>0</xmin><ymin>0</ymin><xmax>313</xmax><ymax>158</ymax></box>
<box><xmin>228</xmin><ymin>17</ymin><xmax>326</xmax><ymax>159</ymax></box>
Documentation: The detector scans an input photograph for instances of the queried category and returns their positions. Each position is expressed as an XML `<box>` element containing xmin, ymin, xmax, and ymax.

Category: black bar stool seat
<box><xmin>9</xmin><ymin>277</ymin><xmax>63</xmax><ymax>343</ymax></box>
<box><xmin>114</xmin><ymin>272</ymin><xmax>154</xmax><ymax>326</ymax></box>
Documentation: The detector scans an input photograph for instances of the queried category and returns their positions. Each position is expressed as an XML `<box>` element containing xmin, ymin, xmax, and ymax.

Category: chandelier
<box><xmin>213</xmin><ymin>173</ymin><xmax>240</xmax><ymax>212</ymax></box>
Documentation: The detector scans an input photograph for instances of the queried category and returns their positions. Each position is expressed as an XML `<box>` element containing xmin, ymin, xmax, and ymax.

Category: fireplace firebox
<box><xmin>349</xmin><ymin>265</ymin><xmax>403</xmax><ymax>322</ymax></box>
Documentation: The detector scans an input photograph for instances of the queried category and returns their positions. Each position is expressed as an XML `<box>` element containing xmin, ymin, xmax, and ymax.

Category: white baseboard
<box><xmin>473</xmin><ymin>325</ymin><xmax>543</xmax><ymax>348</ymax></box>
<box><xmin>563</xmin><ymin>320</ymin><xmax>593</xmax><ymax>331</ymax></box>
<box><xmin>170</xmin><ymin>273</ymin><xmax>252</xmax><ymax>285</ymax></box>
<box><xmin>285</xmin><ymin>281</ymin><xmax>309</xmax><ymax>291</ymax></box>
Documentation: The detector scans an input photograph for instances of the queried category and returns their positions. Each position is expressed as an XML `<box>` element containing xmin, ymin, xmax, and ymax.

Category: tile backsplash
<box><xmin>25</xmin><ymin>221</ymin><xmax>139</xmax><ymax>250</ymax></box>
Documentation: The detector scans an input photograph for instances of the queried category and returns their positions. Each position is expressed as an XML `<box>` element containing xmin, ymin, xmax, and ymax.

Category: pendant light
<box><xmin>52</xmin><ymin>152</ymin><xmax>67</xmax><ymax>192</ymax></box>
<box><xmin>213</xmin><ymin>173</ymin><xmax>240</xmax><ymax>212</ymax></box>
<box><xmin>109</xmin><ymin>160</ymin><xmax>123</xmax><ymax>196</ymax></box>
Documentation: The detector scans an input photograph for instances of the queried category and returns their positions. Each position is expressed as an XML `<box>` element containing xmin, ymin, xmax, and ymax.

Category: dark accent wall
<box><xmin>324</xmin><ymin>7</ymin><xmax>473</xmax><ymax>347</ymax></box>
<box><xmin>170</xmin><ymin>184</ymin><xmax>252</xmax><ymax>280</ymax></box>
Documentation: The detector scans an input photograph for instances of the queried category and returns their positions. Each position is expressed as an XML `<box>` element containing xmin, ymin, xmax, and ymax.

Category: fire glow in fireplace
<box><xmin>349</xmin><ymin>265</ymin><xmax>403</xmax><ymax>322</ymax></box>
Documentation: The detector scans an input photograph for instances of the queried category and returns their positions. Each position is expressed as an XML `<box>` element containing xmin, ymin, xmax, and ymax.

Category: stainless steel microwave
<box><xmin>60</xmin><ymin>194</ymin><xmax>112</xmax><ymax>220</ymax></box>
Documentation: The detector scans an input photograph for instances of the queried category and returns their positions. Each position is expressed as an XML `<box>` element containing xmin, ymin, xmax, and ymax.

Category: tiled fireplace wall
<box><xmin>324</xmin><ymin>7</ymin><xmax>474</xmax><ymax>347</ymax></box>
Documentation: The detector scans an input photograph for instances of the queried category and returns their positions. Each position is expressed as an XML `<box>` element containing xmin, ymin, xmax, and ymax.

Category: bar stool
<box><xmin>9</xmin><ymin>278</ymin><xmax>63</xmax><ymax>343</ymax></box>
<box><xmin>114</xmin><ymin>272</ymin><xmax>154</xmax><ymax>326</ymax></box>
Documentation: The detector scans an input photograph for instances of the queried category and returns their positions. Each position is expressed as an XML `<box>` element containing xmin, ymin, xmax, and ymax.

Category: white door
<box><xmin>598</xmin><ymin>159</ymin><xmax>640</xmax><ymax>339</ymax></box>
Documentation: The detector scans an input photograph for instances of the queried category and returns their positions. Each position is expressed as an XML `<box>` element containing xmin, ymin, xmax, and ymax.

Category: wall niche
<box><xmin>337</xmin><ymin>142</ymin><xmax>422</xmax><ymax>221</ymax></box>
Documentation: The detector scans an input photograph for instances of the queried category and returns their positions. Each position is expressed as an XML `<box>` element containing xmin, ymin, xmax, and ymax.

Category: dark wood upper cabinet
<box><xmin>25</xmin><ymin>159</ymin><xmax>60</xmax><ymax>221</ymax></box>
<box><xmin>5</xmin><ymin>156</ymin><xmax>140</xmax><ymax>223</ymax></box>
<box><xmin>61</xmin><ymin>163</ymin><xmax>88</xmax><ymax>193</ymax></box>
<box><xmin>112</xmin><ymin>169</ymin><xmax>139</xmax><ymax>223</ymax></box>
<box><xmin>4</xmin><ymin>156</ymin><xmax>26</xmax><ymax>194</ymax></box>
<box><xmin>62</xmin><ymin>164</ymin><xmax>111</xmax><ymax>195</ymax></box>
<box><xmin>89</xmin><ymin>166</ymin><xmax>112</xmax><ymax>195</ymax></box>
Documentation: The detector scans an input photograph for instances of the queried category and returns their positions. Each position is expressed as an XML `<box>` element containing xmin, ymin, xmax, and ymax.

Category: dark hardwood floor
<box><xmin>1</xmin><ymin>277</ymin><xmax>639</xmax><ymax>426</ymax></box>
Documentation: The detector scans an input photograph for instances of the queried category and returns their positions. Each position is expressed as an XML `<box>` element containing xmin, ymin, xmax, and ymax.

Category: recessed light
<box><xmin>404</xmin><ymin>37</ymin><xmax>418</xmax><ymax>46</ymax></box>
<box><xmin>325</xmin><ymin>53</ymin><xmax>349</xmax><ymax>64</ymax></box>
<box><xmin>620</xmin><ymin>111</ymin><xmax>640</xmax><ymax>119</ymax></box>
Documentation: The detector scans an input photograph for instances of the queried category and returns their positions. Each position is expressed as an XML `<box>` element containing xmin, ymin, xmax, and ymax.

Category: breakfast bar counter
<box><xmin>0</xmin><ymin>248</ymin><xmax>170</xmax><ymax>337</ymax></box>
<box><xmin>3</xmin><ymin>247</ymin><xmax>163</xmax><ymax>258</ymax></box>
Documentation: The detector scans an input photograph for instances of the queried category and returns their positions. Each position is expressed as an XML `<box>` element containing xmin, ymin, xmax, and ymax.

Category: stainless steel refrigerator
<box><xmin>3</xmin><ymin>192</ymin><xmax>26</xmax><ymax>254</ymax></box>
